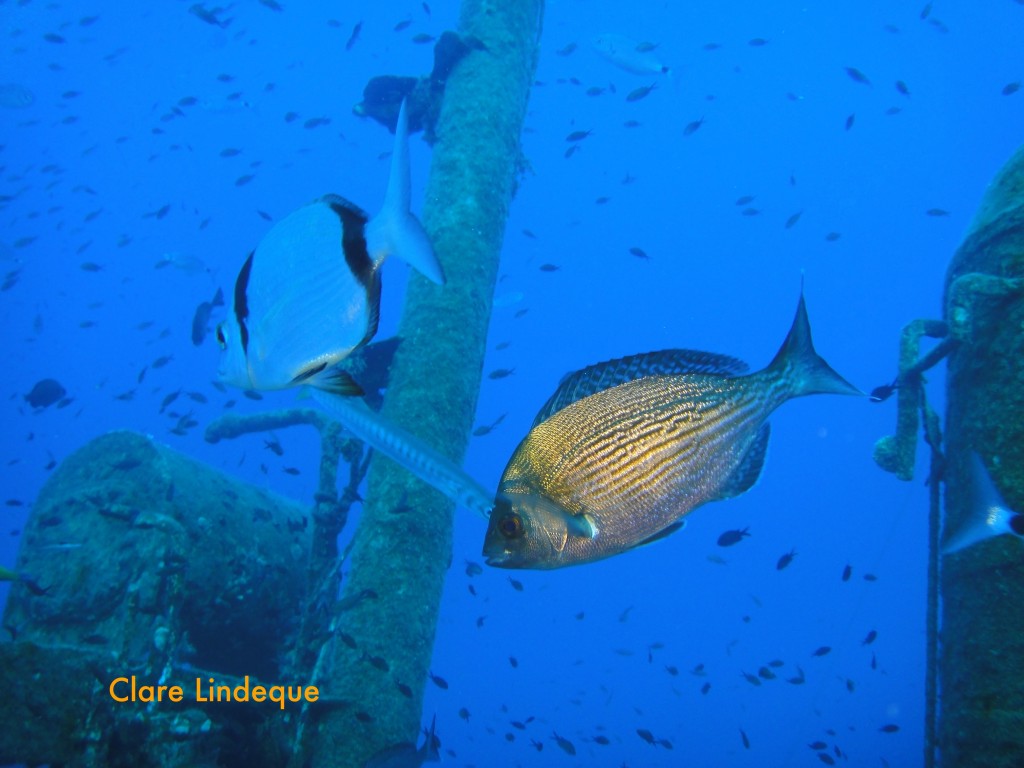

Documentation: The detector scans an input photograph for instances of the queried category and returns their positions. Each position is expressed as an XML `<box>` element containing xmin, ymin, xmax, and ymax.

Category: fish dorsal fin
<box><xmin>532</xmin><ymin>349</ymin><xmax>750</xmax><ymax>426</ymax></box>
<box><xmin>364</xmin><ymin>99</ymin><xmax>445</xmax><ymax>284</ymax></box>
<box><xmin>714</xmin><ymin>423</ymin><xmax>771</xmax><ymax>501</ymax></box>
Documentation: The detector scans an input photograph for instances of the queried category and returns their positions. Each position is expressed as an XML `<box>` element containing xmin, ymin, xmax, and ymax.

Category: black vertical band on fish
<box><xmin>324</xmin><ymin>195</ymin><xmax>382</xmax><ymax>350</ymax></box>
<box><xmin>325</xmin><ymin>195</ymin><xmax>374</xmax><ymax>288</ymax></box>
<box><xmin>233</xmin><ymin>251</ymin><xmax>254</xmax><ymax>354</ymax></box>
<box><xmin>483</xmin><ymin>289</ymin><xmax>863</xmax><ymax>569</ymax></box>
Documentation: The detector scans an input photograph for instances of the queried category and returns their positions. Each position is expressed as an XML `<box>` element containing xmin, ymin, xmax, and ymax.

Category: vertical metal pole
<box><xmin>308</xmin><ymin>3</ymin><xmax>544</xmax><ymax>766</ymax></box>
<box><xmin>938</xmin><ymin>143</ymin><xmax>1024</xmax><ymax>768</ymax></box>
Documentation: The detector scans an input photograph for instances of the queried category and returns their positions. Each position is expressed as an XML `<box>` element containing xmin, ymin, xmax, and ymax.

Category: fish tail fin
<box><xmin>767</xmin><ymin>287</ymin><xmax>864</xmax><ymax>399</ymax></box>
<box><xmin>310</xmin><ymin>388</ymin><xmax>492</xmax><ymax>518</ymax></box>
<box><xmin>366</xmin><ymin>99</ymin><xmax>446</xmax><ymax>285</ymax></box>
<box><xmin>423</xmin><ymin>714</ymin><xmax>440</xmax><ymax>760</ymax></box>
<box><xmin>942</xmin><ymin>452</ymin><xmax>1024</xmax><ymax>555</ymax></box>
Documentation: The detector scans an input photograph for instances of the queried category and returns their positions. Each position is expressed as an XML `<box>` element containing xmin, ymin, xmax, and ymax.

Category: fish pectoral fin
<box><xmin>565</xmin><ymin>512</ymin><xmax>599</xmax><ymax>539</ymax></box>
<box><xmin>714</xmin><ymin>423</ymin><xmax>770</xmax><ymax>501</ymax></box>
<box><xmin>291</xmin><ymin>362</ymin><xmax>365</xmax><ymax>396</ymax></box>
<box><xmin>633</xmin><ymin>520</ymin><xmax>686</xmax><ymax>549</ymax></box>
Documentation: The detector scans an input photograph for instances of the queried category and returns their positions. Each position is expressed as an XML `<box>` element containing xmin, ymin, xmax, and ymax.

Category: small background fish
<box><xmin>0</xmin><ymin>1</ymin><xmax>1017</xmax><ymax>765</ymax></box>
<box><xmin>592</xmin><ymin>33</ymin><xmax>671</xmax><ymax>76</ymax></box>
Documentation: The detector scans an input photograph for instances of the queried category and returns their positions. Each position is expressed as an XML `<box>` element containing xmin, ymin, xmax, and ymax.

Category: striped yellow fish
<box><xmin>483</xmin><ymin>290</ymin><xmax>862</xmax><ymax>569</ymax></box>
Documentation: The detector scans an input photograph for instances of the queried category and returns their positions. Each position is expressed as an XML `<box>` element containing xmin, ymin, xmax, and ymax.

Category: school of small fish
<box><xmin>2</xmin><ymin>1</ymin><xmax>1020</xmax><ymax>766</ymax></box>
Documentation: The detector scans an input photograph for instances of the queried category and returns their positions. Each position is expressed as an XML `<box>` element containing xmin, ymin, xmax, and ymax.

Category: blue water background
<box><xmin>2</xmin><ymin>0</ymin><xmax>1022</xmax><ymax>765</ymax></box>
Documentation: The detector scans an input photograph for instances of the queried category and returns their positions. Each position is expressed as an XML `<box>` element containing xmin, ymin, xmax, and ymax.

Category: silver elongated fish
<box><xmin>311</xmin><ymin>389</ymin><xmax>494</xmax><ymax>518</ymax></box>
<box><xmin>483</xmin><ymin>290</ymin><xmax>863</xmax><ymax>569</ymax></box>
<box><xmin>942</xmin><ymin>452</ymin><xmax>1023</xmax><ymax>555</ymax></box>
<box><xmin>216</xmin><ymin>99</ymin><xmax>444</xmax><ymax>395</ymax></box>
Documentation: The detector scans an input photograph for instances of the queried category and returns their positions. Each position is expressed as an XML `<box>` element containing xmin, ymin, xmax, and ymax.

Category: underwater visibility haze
<box><xmin>1</xmin><ymin>0</ymin><xmax>1023</xmax><ymax>766</ymax></box>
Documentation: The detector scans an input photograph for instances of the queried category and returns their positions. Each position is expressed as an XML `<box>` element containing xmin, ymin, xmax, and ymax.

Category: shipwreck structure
<box><xmin>874</xmin><ymin>142</ymin><xmax>1024</xmax><ymax>768</ymax></box>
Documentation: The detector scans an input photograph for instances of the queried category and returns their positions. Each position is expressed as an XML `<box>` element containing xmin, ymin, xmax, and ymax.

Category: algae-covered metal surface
<box><xmin>5</xmin><ymin>430</ymin><xmax>310</xmax><ymax>677</ymax></box>
<box><xmin>1</xmin><ymin>431</ymin><xmax>312</xmax><ymax>766</ymax></box>
<box><xmin>938</xmin><ymin>142</ymin><xmax>1024</xmax><ymax>767</ymax></box>
<box><xmin>306</xmin><ymin>2</ymin><xmax>544</xmax><ymax>766</ymax></box>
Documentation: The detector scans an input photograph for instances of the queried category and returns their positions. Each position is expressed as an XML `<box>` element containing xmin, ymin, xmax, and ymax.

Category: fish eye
<box><xmin>215</xmin><ymin>324</ymin><xmax>226</xmax><ymax>350</ymax></box>
<box><xmin>498</xmin><ymin>514</ymin><xmax>524</xmax><ymax>539</ymax></box>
